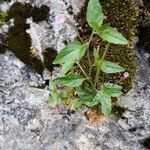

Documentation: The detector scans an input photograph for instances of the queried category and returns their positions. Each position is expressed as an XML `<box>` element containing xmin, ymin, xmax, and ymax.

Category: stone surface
<box><xmin>0</xmin><ymin>48</ymin><xmax>150</xmax><ymax>150</ymax></box>
<box><xmin>0</xmin><ymin>0</ymin><xmax>150</xmax><ymax>150</ymax></box>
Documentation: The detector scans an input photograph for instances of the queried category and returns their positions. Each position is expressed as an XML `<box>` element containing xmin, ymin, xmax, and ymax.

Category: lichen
<box><xmin>76</xmin><ymin>0</ymin><xmax>139</xmax><ymax>93</ymax></box>
<box><xmin>2</xmin><ymin>2</ymin><xmax>55</xmax><ymax>74</ymax></box>
<box><xmin>0</xmin><ymin>11</ymin><xmax>7</xmax><ymax>27</ymax></box>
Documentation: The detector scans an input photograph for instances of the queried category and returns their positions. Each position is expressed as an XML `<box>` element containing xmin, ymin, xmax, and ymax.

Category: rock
<box><xmin>0</xmin><ymin>49</ymin><xmax>149</xmax><ymax>150</ymax></box>
<box><xmin>0</xmin><ymin>0</ymin><xmax>150</xmax><ymax>150</ymax></box>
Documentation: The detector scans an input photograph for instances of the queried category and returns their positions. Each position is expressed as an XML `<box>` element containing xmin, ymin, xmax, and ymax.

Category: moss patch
<box><xmin>2</xmin><ymin>2</ymin><xmax>56</xmax><ymax>74</ymax></box>
<box><xmin>43</xmin><ymin>48</ymin><xmax>58</xmax><ymax>72</ymax></box>
<box><xmin>0</xmin><ymin>43</ymin><xmax>6</xmax><ymax>54</ymax></box>
<box><xmin>0</xmin><ymin>11</ymin><xmax>8</xmax><ymax>27</ymax></box>
<box><xmin>76</xmin><ymin>0</ymin><xmax>139</xmax><ymax>93</ymax></box>
<box><xmin>8</xmin><ymin>2</ymin><xmax>31</xmax><ymax>19</ymax></box>
<box><xmin>112</xmin><ymin>105</ymin><xmax>128</xmax><ymax>118</ymax></box>
<box><xmin>31</xmin><ymin>5</ymin><xmax>50</xmax><ymax>23</ymax></box>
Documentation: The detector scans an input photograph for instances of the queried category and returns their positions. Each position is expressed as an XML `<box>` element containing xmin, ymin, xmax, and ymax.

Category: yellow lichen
<box><xmin>0</xmin><ymin>12</ymin><xmax>7</xmax><ymax>27</ymax></box>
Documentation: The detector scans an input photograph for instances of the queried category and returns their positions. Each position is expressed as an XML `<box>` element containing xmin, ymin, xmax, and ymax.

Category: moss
<box><xmin>0</xmin><ymin>11</ymin><xmax>7</xmax><ymax>27</ymax></box>
<box><xmin>112</xmin><ymin>105</ymin><xmax>128</xmax><ymax>118</ymax></box>
<box><xmin>42</xmin><ymin>48</ymin><xmax>58</xmax><ymax>72</ymax></box>
<box><xmin>142</xmin><ymin>0</ymin><xmax>150</xmax><ymax>12</ymax></box>
<box><xmin>7</xmin><ymin>2</ymin><xmax>49</xmax><ymax>22</ymax></box>
<box><xmin>76</xmin><ymin>0</ymin><xmax>139</xmax><ymax>93</ymax></box>
<box><xmin>8</xmin><ymin>2</ymin><xmax>30</xmax><ymax>19</ymax></box>
<box><xmin>0</xmin><ymin>43</ymin><xmax>6</xmax><ymax>54</ymax></box>
<box><xmin>14</xmin><ymin>16</ymin><xmax>30</xmax><ymax>29</ymax></box>
<box><xmin>2</xmin><ymin>2</ymin><xmax>52</xmax><ymax>74</ymax></box>
<box><xmin>6</xmin><ymin>30</ymin><xmax>44</xmax><ymax>74</ymax></box>
<box><xmin>31</xmin><ymin>5</ymin><xmax>49</xmax><ymax>23</ymax></box>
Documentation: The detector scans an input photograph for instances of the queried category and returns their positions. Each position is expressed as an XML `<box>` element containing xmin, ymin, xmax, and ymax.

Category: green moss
<box><xmin>0</xmin><ymin>0</ymin><xmax>5</xmax><ymax>3</ymax></box>
<box><xmin>0</xmin><ymin>43</ymin><xmax>6</xmax><ymax>54</ymax></box>
<box><xmin>0</xmin><ymin>11</ymin><xmax>7</xmax><ymax>27</ymax></box>
<box><xmin>112</xmin><ymin>105</ymin><xmax>128</xmax><ymax>118</ymax></box>
<box><xmin>7</xmin><ymin>2</ymin><xmax>49</xmax><ymax>22</ymax></box>
<box><xmin>5</xmin><ymin>30</ymin><xmax>44</xmax><ymax>74</ymax></box>
<box><xmin>8</xmin><ymin>2</ymin><xmax>31</xmax><ymax>19</ymax></box>
<box><xmin>31</xmin><ymin>5</ymin><xmax>50</xmax><ymax>23</ymax></box>
<box><xmin>76</xmin><ymin>0</ymin><xmax>139</xmax><ymax>93</ymax></box>
<box><xmin>43</xmin><ymin>48</ymin><xmax>58</xmax><ymax>72</ymax></box>
<box><xmin>2</xmin><ymin>2</ymin><xmax>52</xmax><ymax>74</ymax></box>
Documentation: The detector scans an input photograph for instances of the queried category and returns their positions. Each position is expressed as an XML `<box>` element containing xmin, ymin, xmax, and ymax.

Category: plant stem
<box><xmin>86</xmin><ymin>30</ymin><xmax>95</xmax><ymax>77</ymax></box>
<box><xmin>95</xmin><ymin>43</ymin><xmax>110</xmax><ymax>87</ymax></box>
<box><xmin>68</xmin><ymin>20</ymin><xmax>94</xmax><ymax>77</ymax></box>
<box><xmin>76</xmin><ymin>62</ymin><xmax>95</xmax><ymax>88</ymax></box>
<box><xmin>77</xmin><ymin>62</ymin><xmax>89</xmax><ymax>79</ymax></box>
<box><xmin>67</xmin><ymin>19</ymin><xmax>84</xmax><ymax>43</ymax></box>
<box><xmin>77</xmin><ymin>32</ymin><xmax>84</xmax><ymax>44</ymax></box>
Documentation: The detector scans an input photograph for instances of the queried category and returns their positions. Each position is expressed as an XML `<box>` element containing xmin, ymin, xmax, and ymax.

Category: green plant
<box><xmin>49</xmin><ymin>0</ymin><xmax>129</xmax><ymax>117</ymax></box>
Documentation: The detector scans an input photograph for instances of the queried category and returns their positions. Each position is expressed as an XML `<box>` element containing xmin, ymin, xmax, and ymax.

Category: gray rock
<box><xmin>0</xmin><ymin>50</ymin><xmax>149</xmax><ymax>150</ymax></box>
<box><xmin>0</xmin><ymin>0</ymin><xmax>150</xmax><ymax>150</ymax></box>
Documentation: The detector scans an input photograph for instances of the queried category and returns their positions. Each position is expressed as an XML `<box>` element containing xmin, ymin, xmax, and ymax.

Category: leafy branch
<box><xmin>49</xmin><ymin>0</ymin><xmax>128</xmax><ymax>117</ymax></box>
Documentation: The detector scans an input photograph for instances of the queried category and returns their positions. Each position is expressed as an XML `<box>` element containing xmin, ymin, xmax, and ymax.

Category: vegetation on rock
<box><xmin>76</xmin><ymin>0</ymin><xmax>139</xmax><ymax>93</ymax></box>
<box><xmin>49</xmin><ymin>0</ymin><xmax>139</xmax><ymax>118</ymax></box>
<box><xmin>0</xmin><ymin>2</ymin><xmax>57</xmax><ymax>74</ymax></box>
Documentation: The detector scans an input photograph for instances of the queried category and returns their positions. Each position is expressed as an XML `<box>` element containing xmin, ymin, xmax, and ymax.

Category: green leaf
<box><xmin>94</xmin><ymin>91</ymin><xmax>112</xmax><ymax>117</ymax></box>
<box><xmin>60</xmin><ymin>91</ymin><xmax>68</xmax><ymax>99</ymax></box>
<box><xmin>76</xmin><ymin>87</ymin><xmax>97</xmax><ymax>107</ymax></box>
<box><xmin>70</xmin><ymin>98</ymin><xmax>83</xmax><ymax>110</ymax></box>
<box><xmin>53</xmin><ymin>40</ymin><xmax>86</xmax><ymax>64</ymax></box>
<box><xmin>101</xmin><ymin>83</ymin><xmax>123</xmax><ymax>97</ymax></box>
<box><xmin>49</xmin><ymin>80</ymin><xmax>57</xmax><ymax>91</ymax></box>
<box><xmin>76</xmin><ymin>87</ymin><xmax>96</xmax><ymax>100</ymax></box>
<box><xmin>100</xmin><ymin>92</ymin><xmax>112</xmax><ymax>117</ymax></box>
<box><xmin>61</xmin><ymin>61</ymin><xmax>75</xmax><ymax>75</ymax></box>
<box><xmin>87</xmin><ymin>0</ymin><xmax>103</xmax><ymax>31</ymax></box>
<box><xmin>55</xmin><ymin>74</ymin><xmax>86</xmax><ymax>87</ymax></box>
<box><xmin>83</xmin><ymin>100</ymin><xmax>97</xmax><ymax>107</ymax></box>
<box><xmin>93</xmin><ymin>47</ymin><xmax>100</xmax><ymax>67</ymax></box>
<box><xmin>49</xmin><ymin>80</ymin><xmax>60</xmax><ymax>103</ymax></box>
<box><xmin>49</xmin><ymin>91</ymin><xmax>60</xmax><ymax>104</ymax></box>
<box><xmin>98</xmin><ymin>25</ymin><xmax>128</xmax><ymax>45</ymax></box>
<box><xmin>101</xmin><ymin>61</ymin><xmax>125</xmax><ymax>73</ymax></box>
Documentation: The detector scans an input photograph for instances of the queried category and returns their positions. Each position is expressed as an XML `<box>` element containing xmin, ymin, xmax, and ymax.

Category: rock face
<box><xmin>0</xmin><ymin>0</ymin><xmax>150</xmax><ymax>150</ymax></box>
<box><xmin>0</xmin><ymin>50</ymin><xmax>150</xmax><ymax>150</ymax></box>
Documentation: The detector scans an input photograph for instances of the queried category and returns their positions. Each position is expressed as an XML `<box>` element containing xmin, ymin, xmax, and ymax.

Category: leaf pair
<box><xmin>93</xmin><ymin>48</ymin><xmax>125</xmax><ymax>74</ymax></box>
<box><xmin>53</xmin><ymin>40</ymin><xmax>86</xmax><ymax>75</ymax></box>
<box><xmin>71</xmin><ymin>83</ymin><xmax>122</xmax><ymax>117</ymax></box>
<box><xmin>87</xmin><ymin>0</ymin><xmax>128</xmax><ymax>45</ymax></box>
<box><xmin>93</xmin><ymin>83</ymin><xmax>123</xmax><ymax>117</ymax></box>
<box><xmin>70</xmin><ymin>87</ymin><xmax>97</xmax><ymax>110</ymax></box>
<box><xmin>49</xmin><ymin>81</ymin><xmax>60</xmax><ymax>103</ymax></box>
<box><xmin>55</xmin><ymin>74</ymin><xmax>86</xmax><ymax>88</ymax></box>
